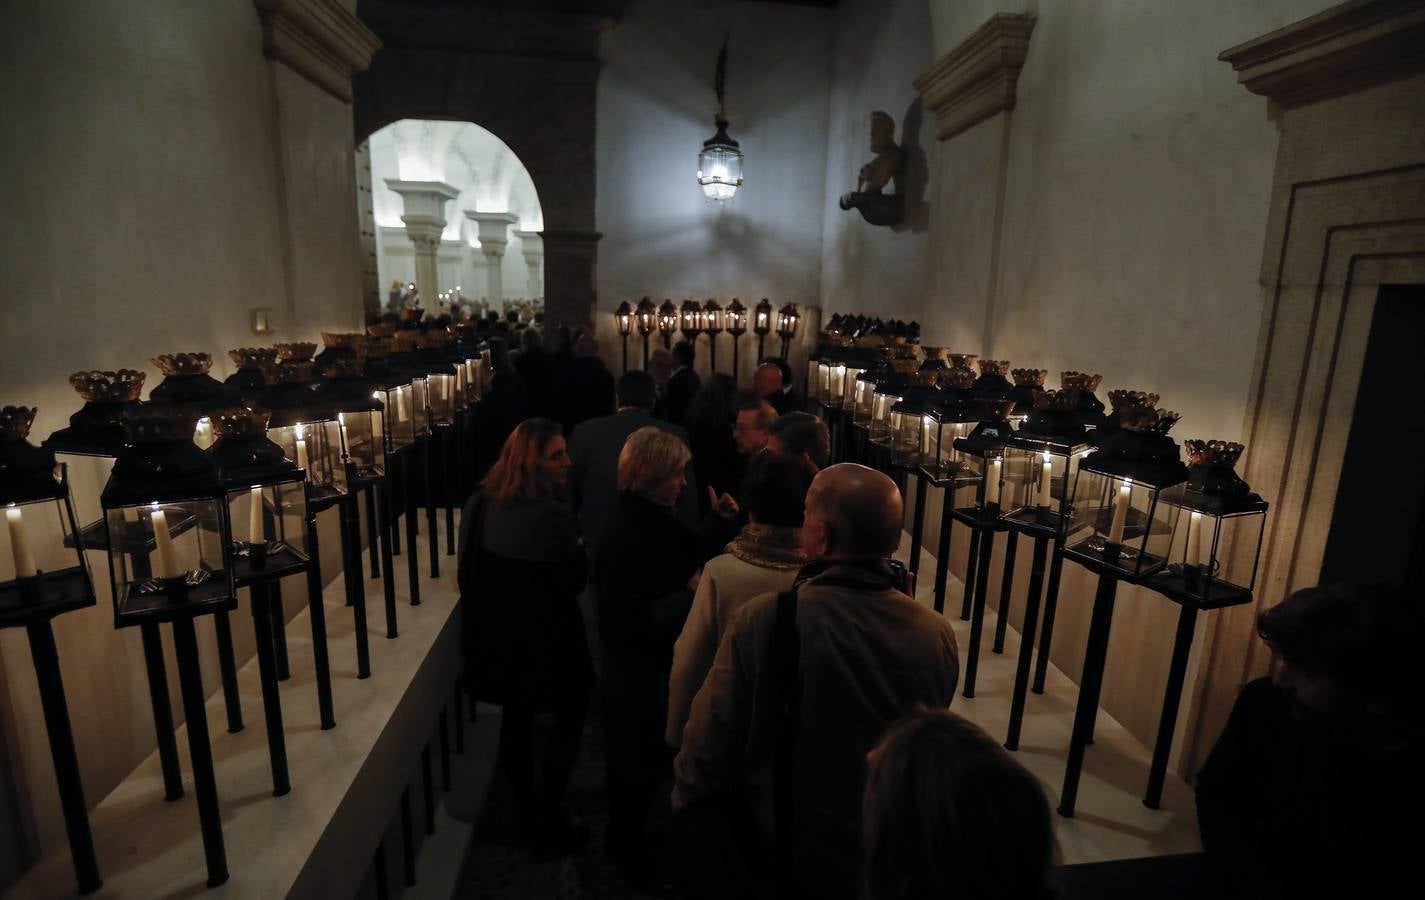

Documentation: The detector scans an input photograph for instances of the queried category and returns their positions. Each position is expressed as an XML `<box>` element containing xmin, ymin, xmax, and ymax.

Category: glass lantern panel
<box><xmin>870</xmin><ymin>391</ymin><xmax>901</xmax><ymax>444</ymax></box>
<box><xmin>1065</xmin><ymin>470</ymin><xmax>1176</xmax><ymax>579</ymax></box>
<box><xmin>890</xmin><ymin>409</ymin><xmax>920</xmax><ymax>466</ymax></box>
<box><xmin>826</xmin><ymin>365</ymin><xmax>846</xmax><ymax>409</ymax></box>
<box><xmin>269</xmin><ymin>421</ymin><xmax>347</xmax><ymax>499</ymax></box>
<box><xmin>429</xmin><ymin>373</ymin><xmax>456</xmax><ymax>425</ymax></box>
<box><xmin>382</xmin><ymin>385</ymin><xmax>416</xmax><ymax>450</ymax></box>
<box><xmin>410</xmin><ymin>378</ymin><xmax>431</xmax><ymax>437</ymax></box>
<box><xmin>106</xmin><ymin>499</ymin><xmax>231</xmax><ymax>610</ymax></box>
<box><xmin>842</xmin><ymin>366</ymin><xmax>865</xmax><ymax>410</ymax></box>
<box><xmin>1159</xmin><ymin>503</ymin><xmax>1266</xmax><ymax>607</ymax></box>
<box><xmin>53</xmin><ymin>452</ymin><xmax>115</xmax><ymax>545</ymax></box>
<box><xmin>453</xmin><ymin>367</ymin><xmax>468</xmax><ymax>411</ymax></box>
<box><xmin>3</xmin><ymin>496</ymin><xmax>89</xmax><ymax>601</ymax></box>
<box><xmin>342</xmin><ymin>410</ymin><xmax>386</xmax><ymax>481</ymax></box>
<box><xmin>853</xmin><ymin>379</ymin><xmax>876</xmax><ymax>425</ymax></box>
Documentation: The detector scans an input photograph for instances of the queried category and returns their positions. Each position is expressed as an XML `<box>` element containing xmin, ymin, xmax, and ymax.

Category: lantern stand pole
<box><xmin>247</xmin><ymin>578</ymin><xmax>291</xmax><ymax>797</ymax></box>
<box><xmin>756</xmin><ymin>334</ymin><xmax>766</xmax><ymax>363</ymax></box>
<box><xmin>444</xmin><ymin>426</ymin><xmax>457</xmax><ymax>555</ymax></box>
<box><xmin>132</xmin><ymin>550</ymin><xmax>187</xmax><ymax>799</ymax></box>
<box><xmin>365</xmin><ymin>485</ymin><xmax>381</xmax><ymax>579</ymax></box>
<box><xmin>928</xmin><ymin>477</ymin><xmax>957</xmax><ymax>616</ymax></box>
<box><xmin>421</xmin><ymin>743</ymin><xmax>435</xmax><ymax>835</ymax></box>
<box><xmin>212</xmin><ymin>612</ymin><xmax>246</xmax><ymax>729</ymax></box>
<box><xmin>22</xmin><ymin>616</ymin><xmax>102</xmax><ymax>894</ymax></box>
<box><xmin>404</xmin><ymin>447</ymin><xmax>421</xmax><ymax>607</ymax></box>
<box><xmin>621</xmin><ymin>335</ymin><xmax>629</xmax><ymax>374</ymax></box>
<box><xmin>1058</xmin><ymin>559</ymin><xmax>1120</xmax><ymax>818</ymax></box>
<box><xmin>960</xmin><ymin>509</ymin><xmax>1000</xmax><ymax>699</ymax></box>
<box><xmin>959</xmin><ymin>528</ymin><xmax>981</xmax><ymax>622</ymax></box>
<box><xmin>732</xmin><ymin>338</ymin><xmax>741</xmax><ymax>387</ymax></box>
<box><xmin>269</xmin><ymin>582</ymin><xmax>291</xmax><ymax>681</ymax></box>
<box><xmin>425</xmin><ymin>436</ymin><xmax>440</xmax><ymax>578</ymax></box>
<box><xmin>170</xmin><ymin>614</ymin><xmax>230</xmax><ymax>887</ymax></box>
<box><xmin>709</xmin><ymin>337</ymin><xmax>718</xmax><ymax>375</ymax></box>
<box><xmin>342</xmin><ymin>492</ymin><xmax>373</xmax><ymax>678</ymax></box>
<box><xmin>908</xmin><ymin>474</ymin><xmax>927</xmax><ymax>580</ymax></box>
<box><xmin>991</xmin><ymin>531</ymin><xmax>1019</xmax><ymax>655</ymax></box>
<box><xmin>389</xmin><ymin>452</ymin><xmax>402</xmax><ymax>558</ymax></box>
<box><xmin>1143</xmin><ymin>601</ymin><xmax>1198</xmax><ymax>809</ymax></box>
<box><xmin>1031</xmin><ymin>539</ymin><xmax>1068</xmax><ymax>694</ymax></box>
<box><xmin>1005</xmin><ymin>532</ymin><xmax>1050</xmax><ymax>750</ymax></box>
<box><xmin>642</xmin><ymin>335</ymin><xmax>650</xmax><ymax>370</ymax></box>
<box><xmin>376</xmin><ymin>477</ymin><xmax>399</xmax><ymax>639</ymax></box>
<box><xmin>302</xmin><ymin>504</ymin><xmax>337</xmax><ymax>729</ymax></box>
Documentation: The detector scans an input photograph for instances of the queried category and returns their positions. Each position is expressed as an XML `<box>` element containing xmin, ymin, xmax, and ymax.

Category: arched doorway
<box><xmin>359</xmin><ymin>119</ymin><xmax>545</xmax><ymax>322</ymax></box>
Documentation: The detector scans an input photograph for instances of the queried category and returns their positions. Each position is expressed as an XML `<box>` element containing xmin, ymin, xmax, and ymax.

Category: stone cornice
<box><xmin>913</xmin><ymin>13</ymin><xmax>1036</xmax><ymax>142</ymax></box>
<box><xmin>254</xmin><ymin>0</ymin><xmax>382</xmax><ymax>103</ymax></box>
<box><xmin>1219</xmin><ymin>0</ymin><xmax>1425</xmax><ymax>106</ymax></box>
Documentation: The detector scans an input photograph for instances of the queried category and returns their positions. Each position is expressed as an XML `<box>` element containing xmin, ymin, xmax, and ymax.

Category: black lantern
<box><xmin>950</xmin><ymin>401</ymin><xmax>1017</xmax><ymax>512</ymax></box>
<box><xmin>776</xmin><ymin>303</ymin><xmax>799</xmax><ymax>358</ymax></box>
<box><xmin>1150</xmin><ymin>440</ymin><xmax>1268</xmax><ymax>608</ymax></box>
<box><xmin>1063</xmin><ymin>395</ymin><xmax>1187</xmax><ymax>581</ymax></box>
<box><xmin>703</xmin><ymin>299</ymin><xmax>724</xmax><ymax>373</ymax></box>
<box><xmin>313</xmin><ymin>357</ymin><xmax>388</xmax><ymax>485</ymax></box>
<box><xmin>419</xmin><ymin>332</ymin><xmax>459</xmax><ymax>427</ymax></box>
<box><xmin>852</xmin><ymin>359</ymin><xmax>891</xmax><ymax>426</ymax></box>
<box><xmin>636</xmin><ymin>297</ymin><xmax>657</xmax><ymax>369</ymax></box>
<box><xmin>1007</xmin><ymin>368</ymin><xmax>1047</xmax><ymax>426</ymax></box>
<box><xmin>753</xmin><ymin>298</ymin><xmax>773</xmax><ymax>361</ymax></box>
<box><xmin>870</xmin><ymin>361</ymin><xmax>915</xmax><ymax>446</ymax></box>
<box><xmin>365</xmin><ymin>340</ymin><xmax>417</xmax><ymax>454</ymax></box>
<box><xmin>391</xmin><ymin>333</ymin><xmax>432</xmax><ymax>440</ymax></box>
<box><xmin>1002</xmin><ymin>388</ymin><xmax>1094</xmax><ymax>536</ymax></box>
<box><xmin>890</xmin><ymin>362</ymin><xmax>947</xmax><ymax>467</ymax></box>
<box><xmin>44</xmin><ymin>370</ymin><xmax>146</xmax><ymax>549</ymax></box>
<box><xmin>148</xmin><ymin>352</ymin><xmax>234</xmax><ymax>410</ymax></box>
<box><xmin>615</xmin><ymin>301</ymin><xmax>635</xmax><ymax>373</ymax></box>
<box><xmin>973</xmin><ymin>359</ymin><xmax>1013</xmax><ymax>400</ymax></box>
<box><xmin>658</xmin><ymin>299</ymin><xmax>679</xmax><ymax>349</ymax></box>
<box><xmin>839</xmin><ymin>349</ymin><xmax>874</xmax><ymax>412</ymax></box>
<box><xmin>208</xmin><ymin>407</ymin><xmax>310</xmax><ymax>582</ymax></box>
<box><xmin>680</xmin><ymin>299</ymin><xmax>704</xmax><ymax>341</ymax></box>
<box><xmin>262</xmin><ymin>361</ymin><xmax>348</xmax><ymax>506</ymax></box>
<box><xmin>725</xmin><ymin>298</ymin><xmax>747</xmax><ymax>383</ymax></box>
<box><xmin>225</xmin><ymin>348</ymin><xmax>278</xmax><ymax>402</ymax></box>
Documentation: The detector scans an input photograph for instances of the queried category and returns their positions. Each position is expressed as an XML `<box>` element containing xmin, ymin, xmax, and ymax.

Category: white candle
<box><xmin>1185</xmin><ymin>511</ymin><xmax>1202</xmax><ymax>566</ymax></box>
<box><xmin>149</xmin><ymin>503</ymin><xmax>180</xmax><ymax>579</ymax></box>
<box><xmin>295</xmin><ymin>428</ymin><xmax>309</xmax><ymax>474</ymax></box>
<box><xmin>194</xmin><ymin>417</ymin><xmax>214</xmax><ymax>449</ymax></box>
<box><xmin>986</xmin><ymin>457</ymin><xmax>1003</xmax><ymax>507</ymax></box>
<box><xmin>339</xmin><ymin>413</ymin><xmax>351</xmax><ymax>458</ymax></box>
<box><xmin>1107</xmin><ymin>479</ymin><xmax>1132</xmax><ymax>545</ymax></box>
<box><xmin>1036</xmin><ymin>453</ymin><xmax>1053</xmax><ymax>508</ymax></box>
<box><xmin>7</xmin><ymin>504</ymin><xmax>38</xmax><ymax>579</ymax></box>
<box><xmin>248</xmin><ymin>486</ymin><xmax>265</xmax><ymax>544</ymax></box>
<box><xmin>397</xmin><ymin>388</ymin><xmax>409</xmax><ymax>422</ymax></box>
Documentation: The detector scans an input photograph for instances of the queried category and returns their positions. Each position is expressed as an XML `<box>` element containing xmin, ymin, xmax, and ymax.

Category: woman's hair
<box><xmin>863</xmin><ymin>708</ymin><xmax>1060</xmax><ymax>900</ymax></box>
<box><xmin>617</xmin><ymin>426</ymin><xmax>691</xmax><ymax>498</ymax></box>
<box><xmin>685</xmin><ymin>373</ymin><xmax>738</xmax><ymax>432</ymax></box>
<box><xmin>481</xmin><ymin>417</ymin><xmax>564</xmax><ymax>504</ymax></box>
<box><xmin>742</xmin><ymin>452</ymin><xmax>814</xmax><ymax>527</ymax></box>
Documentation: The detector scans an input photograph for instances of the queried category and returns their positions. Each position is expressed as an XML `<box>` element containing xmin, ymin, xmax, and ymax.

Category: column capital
<box><xmin>385</xmin><ymin>180</ymin><xmax>460</xmax><ymax>220</ymax></box>
<box><xmin>513</xmin><ymin>229</ymin><xmax>544</xmax><ymax>261</ymax></box>
<box><xmin>465</xmin><ymin>210</ymin><xmax>520</xmax><ymax>255</ymax></box>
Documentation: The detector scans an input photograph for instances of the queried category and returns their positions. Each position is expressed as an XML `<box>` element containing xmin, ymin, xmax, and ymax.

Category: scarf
<box><xmin>726</xmin><ymin>523</ymin><xmax>806</xmax><ymax>570</ymax></box>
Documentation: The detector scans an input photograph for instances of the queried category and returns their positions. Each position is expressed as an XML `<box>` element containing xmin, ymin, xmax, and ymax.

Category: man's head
<box><xmin>672</xmin><ymin>340</ymin><xmax>695</xmax><ymax>370</ymax></box>
<box><xmin>802</xmin><ymin>464</ymin><xmax>902</xmax><ymax>562</ymax></box>
<box><xmin>733</xmin><ymin>397</ymin><xmax>777</xmax><ymax>456</ymax></box>
<box><xmin>649</xmin><ymin>348</ymin><xmax>675</xmax><ymax>385</ymax></box>
<box><xmin>754</xmin><ymin>362</ymin><xmax>784</xmax><ymax>398</ymax></box>
<box><xmin>768</xmin><ymin>412</ymin><xmax>830</xmax><ymax>471</ymax></box>
<box><xmin>742</xmin><ymin>451</ymin><xmax>816</xmax><ymax>528</ymax></box>
<box><xmin>1258</xmin><ymin>583</ymin><xmax>1417</xmax><ymax>730</ymax></box>
<box><xmin>616</xmin><ymin>370</ymin><xmax>658</xmax><ymax>411</ymax></box>
<box><xmin>573</xmin><ymin>333</ymin><xmax>599</xmax><ymax>357</ymax></box>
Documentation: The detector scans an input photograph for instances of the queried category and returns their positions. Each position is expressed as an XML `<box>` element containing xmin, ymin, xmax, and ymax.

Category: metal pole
<box><xmin>269</xmin><ymin>582</ymin><xmax>290</xmax><ymax>682</ymax></box>
<box><xmin>959</xmin><ymin>527</ymin><xmax>981</xmax><ymax>621</ymax></box>
<box><xmin>171</xmin><ymin>616</ymin><xmax>229</xmax><ymax>886</ymax></box>
<box><xmin>1005</xmin><ymin>533</ymin><xmax>1048</xmax><ymax>751</ymax></box>
<box><xmin>992</xmin><ymin>530</ymin><xmax>1019</xmax><ymax>654</ymax></box>
<box><xmin>365</xmin><ymin>485</ymin><xmax>381</xmax><ymax>579</ymax></box>
<box><xmin>961</xmin><ymin>527</ymin><xmax>996</xmax><ymax>699</ymax></box>
<box><xmin>425</xmin><ymin>436</ymin><xmax>440</xmax><ymax>577</ymax></box>
<box><xmin>932</xmin><ymin>486</ymin><xmax>955</xmax><ymax>615</ymax></box>
<box><xmin>26</xmin><ymin>620</ymin><xmax>102</xmax><ymax>895</ymax></box>
<box><xmin>138</xmin><ymin>622</ymin><xmax>184</xmax><ymax>801</ymax></box>
<box><xmin>1032</xmin><ymin>536</ymin><xmax>1067</xmax><ymax>694</ymax></box>
<box><xmin>303</xmin><ymin>507</ymin><xmax>336</xmax><ymax>730</ymax></box>
<box><xmin>378</xmin><ymin>479</ymin><xmax>399</xmax><ymax>638</ymax></box>
<box><xmin>1143</xmin><ymin>603</ymin><xmax>1200</xmax><ymax>809</ymax></box>
<box><xmin>445</xmin><ymin>428</ymin><xmax>457</xmax><ymax>555</ymax></box>
<box><xmin>344</xmin><ymin>495</ymin><xmax>372</xmax><ymax>678</ymax></box>
<box><xmin>405</xmin><ymin>448</ymin><xmax>421</xmax><ymax>606</ymax></box>
<box><xmin>909</xmin><ymin>476</ymin><xmax>927</xmax><ymax>577</ymax></box>
<box><xmin>249</xmin><ymin>580</ymin><xmax>291</xmax><ymax>797</ymax></box>
<box><xmin>1059</xmin><ymin>570</ymin><xmax>1119</xmax><ymax>817</ymax></box>
<box><xmin>212</xmin><ymin>611</ymin><xmax>245</xmax><ymax>733</ymax></box>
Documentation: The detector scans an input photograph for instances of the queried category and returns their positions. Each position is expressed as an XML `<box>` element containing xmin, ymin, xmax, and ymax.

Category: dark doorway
<box><xmin>1320</xmin><ymin>285</ymin><xmax>1425</xmax><ymax>593</ymax></box>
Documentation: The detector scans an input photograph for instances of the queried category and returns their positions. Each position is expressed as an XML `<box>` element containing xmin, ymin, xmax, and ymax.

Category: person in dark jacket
<box><xmin>554</xmin><ymin>332</ymin><xmax>616</xmax><ymax>436</ymax></box>
<box><xmin>457</xmin><ymin>418</ymin><xmax>592</xmax><ymax>857</ymax></box>
<box><xmin>756</xmin><ymin>359</ymin><xmax>801</xmax><ymax>415</ymax></box>
<box><xmin>468</xmin><ymin>337</ymin><xmax>528</xmax><ymax>482</ymax></box>
<box><xmin>595</xmin><ymin>426</ymin><xmax>702</xmax><ymax>889</ymax></box>
<box><xmin>685</xmin><ymin>373</ymin><xmax>743</xmax><ymax>517</ymax></box>
<box><xmin>1196</xmin><ymin>583</ymin><xmax>1424</xmax><ymax>899</ymax></box>
<box><xmin>665</xmin><ymin>340</ymin><xmax>702</xmax><ymax>427</ymax></box>
<box><xmin>513</xmin><ymin>327</ymin><xmax>556</xmax><ymax>417</ymax></box>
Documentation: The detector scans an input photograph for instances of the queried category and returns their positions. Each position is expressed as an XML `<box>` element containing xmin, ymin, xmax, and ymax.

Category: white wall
<box><xmin>819</xmin><ymin>0</ymin><xmax>935</xmax><ymax>323</ymax></box>
<box><xmin>596</xmin><ymin>0</ymin><xmax>834</xmax><ymax>353</ymax></box>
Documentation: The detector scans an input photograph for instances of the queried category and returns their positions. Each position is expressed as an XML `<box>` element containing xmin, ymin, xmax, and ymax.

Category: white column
<box><xmin>465</xmin><ymin>211</ymin><xmax>519</xmax><ymax>311</ymax></box>
<box><xmin>385</xmin><ymin>179</ymin><xmax>460</xmax><ymax>301</ymax></box>
<box><xmin>514</xmin><ymin>229</ymin><xmax>544</xmax><ymax>299</ymax></box>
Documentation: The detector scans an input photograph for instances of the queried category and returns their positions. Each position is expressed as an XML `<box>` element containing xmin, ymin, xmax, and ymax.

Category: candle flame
<box><xmin>150</xmin><ymin>501</ymin><xmax>160</xmax><ymax>511</ymax></box>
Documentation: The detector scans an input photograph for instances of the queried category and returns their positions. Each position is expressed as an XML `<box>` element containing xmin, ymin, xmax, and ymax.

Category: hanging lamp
<box><xmin>697</xmin><ymin>32</ymin><xmax>743</xmax><ymax>202</ymax></box>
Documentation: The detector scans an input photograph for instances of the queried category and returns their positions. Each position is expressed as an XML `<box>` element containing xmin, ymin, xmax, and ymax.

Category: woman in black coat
<box><xmin>595</xmin><ymin>425</ymin><xmax>701</xmax><ymax>886</ymax></box>
<box><xmin>457</xmin><ymin>417</ymin><xmax>592</xmax><ymax>856</ymax></box>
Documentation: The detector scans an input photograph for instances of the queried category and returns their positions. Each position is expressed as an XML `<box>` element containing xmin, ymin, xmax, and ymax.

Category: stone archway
<box><xmin>353</xmin><ymin>0</ymin><xmax>614</xmax><ymax>327</ymax></box>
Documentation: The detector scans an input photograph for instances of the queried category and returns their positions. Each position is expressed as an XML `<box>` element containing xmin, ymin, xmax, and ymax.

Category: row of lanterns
<box><xmin>807</xmin><ymin>328</ymin><xmax>1268</xmax><ymax>819</ymax></box>
<box><xmin>1</xmin><ymin>318</ymin><xmax>494</xmax><ymax>892</ymax></box>
<box><xmin>612</xmin><ymin>297</ymin><xmax>802</xmax><ymax>374</ymax></box>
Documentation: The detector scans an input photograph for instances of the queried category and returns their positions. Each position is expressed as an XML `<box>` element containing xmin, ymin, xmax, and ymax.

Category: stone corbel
<box><xmin>253</xmin><ymin>0</ymin><xmax>382</xmax><ymax>103</ymax></box>
<box><xmin>913</xmin><ymin>12</ymin><xmax>1036</xmax><ymax>142</ymax></box>
<box><xmin>1218</xmin><ymin>0</ymin><xmax>1425</xmax><ymax>106</ymax></box>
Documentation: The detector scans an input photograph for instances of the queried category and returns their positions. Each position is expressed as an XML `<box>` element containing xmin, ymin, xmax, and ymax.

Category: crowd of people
<box><xmin>451</xmin><ymin>324</ymin><xmax>1421</xmax><ymax>899</ymax></box>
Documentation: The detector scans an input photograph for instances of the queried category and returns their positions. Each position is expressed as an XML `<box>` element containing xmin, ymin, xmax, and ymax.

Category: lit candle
<box><xmin>1107</xmin><ymin>479</ymin><xmax>1132</xmax><ymax>545</ymax></box>
<box><xmin>194</xmin><ymin>416</ymin><xmax>214</xmax><ymax>449</ymax></box>
<box><xmin>295</xmin><ymin>425</ymin><xmax>309</xmax><ymax>473</ymax></box>
<box><xmin>149</xmin><ymin>503</ymin><xmax>180</xmax><ymax>579</ymax></box>
<box><xmin>248</xmin><ymin>486</ymin><xmax>264</xmax><ymax>544</ymax></box>
<box><xmin>1037</xmin><ymin>452</ymin><xmax>1053</xmax><ymax>508</ymax></box>
<box><xmin>7</xmin><ymin>504</ymin><xmax>38</xmax><ymax>579</ymax></box>
<box><xmin>397</xmin><ymin>388</ymin><xmax>409</xmax><ymax>422</ymax></box>
<box><xmin>987</xmin><ymin>457</ymin><xmax>1003</xmax><ymax>507</ymax></box>
<box><xmin>338</xmin><ymin>413</ymin><xmax>351</xmax><ymax>458</ymax></box>
<box><xmin>1185</xmin><ymin>510</ymin><xmax>1202</xmax><ymax>566</ymax></box>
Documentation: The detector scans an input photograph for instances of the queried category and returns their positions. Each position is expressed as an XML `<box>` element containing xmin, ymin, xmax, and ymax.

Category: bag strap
<box><xmin>769</xmin><ymin>584</ymin><xmax>801</xmax><ymax>876</ymax></box>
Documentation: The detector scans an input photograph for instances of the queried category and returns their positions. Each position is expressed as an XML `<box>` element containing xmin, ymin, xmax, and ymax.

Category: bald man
<box><xmin>671</xmin><ymin>464</ymin><xmax>959</xmax><ymax>900</ymax></box>
<box><xmin>755</xmin><ymin>360</ymin><xmax>800</xmax><ymax>415</ymax></box>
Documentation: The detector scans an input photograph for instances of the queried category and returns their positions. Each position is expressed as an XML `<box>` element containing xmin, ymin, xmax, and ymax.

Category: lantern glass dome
<box><xmin>636</xmin><ymin>299</ymin><xmax>657</xmax><ymax>337</ymax></box>
<box><xmin>697</xmin><ymin>127</ymin><xmax>743</xmax><ymax>203</ymax></box>
<box><xmin>725</xmin><ymin>300</ymin><xmax>747</xmax><ymax>336</ymax></box>
<box><xmin>951</xmin><ymin>414</ymin><xmax>1015</xmax><ymax>511</ymax></box>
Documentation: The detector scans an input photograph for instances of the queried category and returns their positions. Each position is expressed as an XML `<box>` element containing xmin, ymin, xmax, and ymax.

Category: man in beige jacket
<box><xmin>672</xmin><ymin>464</ymin><xmax>960</xmax><ymax>900</ymax></box>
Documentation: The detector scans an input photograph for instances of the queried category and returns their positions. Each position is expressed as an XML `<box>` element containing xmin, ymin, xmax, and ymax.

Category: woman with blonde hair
<box><xmin>457</xmin><ymin>417</ymin><xmax>591</xmax><ymax>857</ymax></box>
<box><xmin>595</xmin><ymin>426</ymin><xmax>701</xmax><ymax>889</ymax></box>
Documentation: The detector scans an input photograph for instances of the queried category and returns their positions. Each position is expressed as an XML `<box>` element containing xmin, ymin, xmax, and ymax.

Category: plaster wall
<box><xmin>596</xmin><ymin>0</ymin><xmax>834</xmax><ymax>380</ymax></box>
<box><xmin>0</xmin><ymin>0</ymin><xmax>366</xmax><ymax>880</ymax></box>
<box><xmin>819</xmin><ymin>0</ymin><xmax>935</xmax><ymax>323</ymax></box>
<box><xmin>908</xmin><ymin>0</ymin><xmax>1341</xmax><ymax>755</ymax></box>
